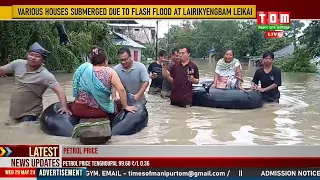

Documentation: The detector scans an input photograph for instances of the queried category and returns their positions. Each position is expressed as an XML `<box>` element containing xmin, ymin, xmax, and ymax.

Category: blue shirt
<box><xmin>114</xmin><ymin>61</ymin><xmax>149</xmax><ymax>101</ymax></box>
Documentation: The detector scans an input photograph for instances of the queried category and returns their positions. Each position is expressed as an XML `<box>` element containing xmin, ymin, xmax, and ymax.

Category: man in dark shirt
<box><xmin>160</xmin><ymin>48</ymin><xmax>180</xmax><ymax>99</ymax></box>
<box><xmin>251</xmin><ymin>51</ymin><xmax>282</xmax><ymax>103</ymax></box>
<box><xmin>148</xmin><ymin>50</ymin><xmax>168</xmax><ymax>95</ymax></box>
<box><xmin>162</xmin><ymin>46</ymin><xmax>199</xmax><ymax>107</ymax></box>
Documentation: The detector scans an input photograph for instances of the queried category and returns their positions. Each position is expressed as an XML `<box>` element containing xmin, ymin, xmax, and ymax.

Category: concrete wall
<box><xmin>110</xmin><ymin>25</ymin><xmax>156</xmax><ymax>44</ymax></box>
<box><xmin>128</xmin><ymin>47</ymin><xmax>142</xmax><ymax>62</ymax></box>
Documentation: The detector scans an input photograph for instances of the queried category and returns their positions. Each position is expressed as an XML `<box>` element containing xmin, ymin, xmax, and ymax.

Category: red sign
<box><xmin>265</xmin><ymin>30</ymin><xmax>284</xmax><ymax>38</ymax></box>
<box><xmin>257</xmin><ymin>11</ymin><xmax>291</xmax><ymax>25</ymax></box>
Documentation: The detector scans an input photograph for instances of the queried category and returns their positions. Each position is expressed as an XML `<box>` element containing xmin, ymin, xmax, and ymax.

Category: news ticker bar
<box><xmin>0</xmin><ymin>5</ymin><xmax>256</xmax><ymax>20</ymax></box>
<box><xmin>4</xmin><ymin>157</ymin><xmax>320</xmax><ymax>168</ymax></box>
<box><xmin>62</xmin><ymin>168</ymin><xmax>320</xmax><ymax>177</ymax></box>
<box><xmin>4</xmin><ymin>145</ymin><xmax>320</xmax><ymax>157</ymax></box>
<box><xmin>3</xmin><ymin>168</ymin><xmax>320</xmax><ymax>178</ymax></box>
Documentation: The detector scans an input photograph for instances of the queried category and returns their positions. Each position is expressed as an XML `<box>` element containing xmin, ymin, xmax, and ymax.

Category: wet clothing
<box><xmin>148</xmin><ymin>87</ymin><xmax>161</xmax><ymax>95</ymax></box>
<box><xmin>252</xmin><ymin>66</ymin><xmax>282</xmax><ymax>102</ymax></box>
<box><xmin>21</xmin><ymin>115</ymin><xmax>37</xmax><ymax>122</ymax></box>
<box><xmin>215</xmin><ymin>58</ymin><xmax>241</xmax><ymax>89</ymax></box>
<box><xmin>72</xmin><ymin>65</ymin><xmax>118</xmax><ymax>119</ymax></box>
<box><xmin>147</xmin><ymin>61</ymin><xmax>163</xmax><ymax>89</ymax></box>
<box><xmin>114</xmin><ymin>62</ymin><xmax>149</xmax><ymax>104</ymax></box>
<box><xmin>2</xmin><ymin>59</ymin><xmax>59</xmax><ymax>119</ymax></box>
<box><xmin>169</xmin><ymin>60</ymin><xmax>199</xmax><ymax>107</ymax></box>
<box><xmin>73</xmin><ymin>63</ymin><xmax>115</xmax><ymax>113</ymax></box>
<box><xmin>160</xmin><ymin>90</ymin><xmax>171</xmax><ymax>99</ymax></box>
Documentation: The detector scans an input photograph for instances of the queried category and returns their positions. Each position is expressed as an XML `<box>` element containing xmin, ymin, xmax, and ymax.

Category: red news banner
<box><xmin>0</xmin><ymin>145</ymin><xmax>60</xmax><ymax>177</ymax></box>
<box><xmin>3</xmin><ymin>145</ymin><xmax>60</xmax><ymax>168</ymax></box>
<box><xmin>61</xmin><ymin>146</ymin><xmax>320</xmax><ymax>168</ymax></box>
<box><xmin>1</xmin><ymin>145</ymin><xmax>320</xmax><ymax>174</ymax></box>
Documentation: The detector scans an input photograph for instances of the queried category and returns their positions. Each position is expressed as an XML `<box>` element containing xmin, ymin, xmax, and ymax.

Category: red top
<box><xmin>169</xmin><ymin>60</ymin><xmax>199</xmax><ymax>104</ymax></box>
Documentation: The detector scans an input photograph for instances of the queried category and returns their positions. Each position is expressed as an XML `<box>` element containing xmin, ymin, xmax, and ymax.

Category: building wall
<box><xmin>128</xmin><ymin>47</ymin><xmax>142</xmax><ymax>62</ymax></box>
<box><xmin>110</xmin><ymin>25</ymin><xmax>155</xmax><ymax>44</ymax></box>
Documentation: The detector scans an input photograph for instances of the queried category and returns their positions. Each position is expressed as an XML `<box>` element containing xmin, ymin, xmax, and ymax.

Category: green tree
<box><xmin>159</xmin><ymin>20</ymin><xmax>288</xmax><ymax>60</ymax></box>
<box><xmin>285</xmin><ymin>20</ymin><xmax>305</xmax><ymax>48</ymax></box>
<box><xmin>0</xmin><ymin>21</ymin><xmax>119</xmax><ymax>73</ymax></box>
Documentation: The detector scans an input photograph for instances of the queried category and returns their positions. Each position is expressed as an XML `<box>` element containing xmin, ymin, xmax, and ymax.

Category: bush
<box><xmin>0</xmin><ymin>21</ymin><xmax>119</xmax><ymax>72</ymax></box>
<box><xmin>274</xmin><ymin>47</ymin><xmax>317</xmax><ymax>73</ymax></box>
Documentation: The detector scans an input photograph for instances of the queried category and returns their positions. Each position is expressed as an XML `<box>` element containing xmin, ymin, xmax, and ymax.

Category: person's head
<box><xmin>158</xmin><ymin>49</ymin><xmax>168</xmax><ymax>62</ymax></box>
<box><xmin>171</xmin><ymin>48</ymin><xmax>179</xmax><ymax>63</ymax></box>
<box><xmin>27</xmin><ymin>42</ymin><xmax>49</xmax><ymax>68</ymax></box>
<box><xmin>89</xmin><ymin>46</ymin><xmax>108</xmax><ymax>66</ymax></box>
<box><xmin>262</xmin><ymin>51</ymin><xmax>274</xmax><ymax>67</ymax></box>
<box><xmin>223</xmin><ymin>49</ymin><xmax>234</xmax><ymax>63</ymax></box>
<box><xmin>118</xmin><ymin>47</ymin><xmax>132</xmax><ymax>69</ymax></box>
<box><xmin>179</xmin><ymin>45</ymin><xmax>191</xmax><ymax>62</ymax></box>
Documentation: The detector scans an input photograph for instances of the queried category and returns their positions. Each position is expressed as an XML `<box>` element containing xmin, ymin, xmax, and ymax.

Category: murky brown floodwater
<box><xmin>1</xmin><ymin>59</ymin><xmax>320</xmax><ymax>145</ymax></box>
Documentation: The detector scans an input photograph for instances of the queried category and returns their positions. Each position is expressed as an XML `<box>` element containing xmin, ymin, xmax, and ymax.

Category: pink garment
<box><xmin>77</xmin><ymin>67</ymin><xmax>112</xmax><ymax>108</ymax></box>
<box><xmin>216</xmin><ymin>76</ymin><xmax>229</xmax><ymax>89</ymax></box>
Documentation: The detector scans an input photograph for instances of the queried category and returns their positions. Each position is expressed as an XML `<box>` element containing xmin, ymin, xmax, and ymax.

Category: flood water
<box><xmin>1</xmin><ymin>59</ymin><xmax>320</xmax><ymax>145</ymax></box>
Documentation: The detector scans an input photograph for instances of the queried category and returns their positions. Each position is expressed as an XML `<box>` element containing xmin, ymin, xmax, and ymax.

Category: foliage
<box><xmin>157</xmin><ymin>20</ymin><xmax>290</xmax><ymax>60</ymax></box>
<box><xmin>284</xmin><ymin>20</ymin><xmax>305</xmax><ymax>48</ymax></box>
<box><xmin>0</xmin><ymin>21</ymin><xmax>119</xmax><ymax>73</ymax></box>
<box><xmin>141</xmin><ymin>44</ymin><xmax>156</xmax><ymax>62</ymax></box>
<box><xmin>274</xmin><ymin>20</ymin><xmax>320</xmax><ymax>73</ymax></box>
<box><xmin>154</xmin><ymin>20</ymin><xmax>319</xmax><ymax>73</ymax></box>
<box><xmin>274</xmin><ymin>47</ymin><xmax>317</xmax><ymax>73</ymax></box>
<box><xmin>299</xmin><ymin>21</ymin><xmax>320</xmax><ymax>58</ymax></box>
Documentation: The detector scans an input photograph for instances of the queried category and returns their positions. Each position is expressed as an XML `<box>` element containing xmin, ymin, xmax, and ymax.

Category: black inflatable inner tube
<box><xmin>39</xmin><ymin>102</ymin><xmax>79</xmax><ymax>137</ymax></box>
<box><xmin>192</xmin><ymin>79</ymin><xmax>264</xmax><ymax>109</ymax></box>
<box><xmin>39</xmin><ymin>101</ymin><xmax>148</xmax><ymax>137</ymax></box>
<box><xmin>111</xmin><ymin>101</ymin><xmax>148</xmax><ymax>135</ymax></box>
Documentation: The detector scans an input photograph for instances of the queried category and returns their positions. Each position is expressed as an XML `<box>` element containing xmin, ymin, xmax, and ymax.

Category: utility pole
<box><xmin>155</xmin><ymin>20</ymin><xmax>159</xmax><ymax>60</ymax></box>
<box><xmin>167</xmin><ymin>21</ymin><xmax>170</xmax><ymax>53</ymax></box>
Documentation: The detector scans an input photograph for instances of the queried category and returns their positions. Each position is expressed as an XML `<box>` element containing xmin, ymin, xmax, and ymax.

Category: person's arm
<box><xmin>235</xmin><ymin>66</ymin><xmax>243</xmax><ymax>88</ymax></box>
<box><xmin>212</xmin><ymin>73</ymin><xmax>218</xmax><ymax>88</ymax></box>
<box><xmin>263</xmin><ymin>68</ymin><xmax>282</xmax><ymax>92</ymax></box>
<box><xmin>251</xmin><ymin>70</ymin><xmax>259</xmax><ymax>89</ymax></box>
<box><xmin>111</xmin><ymin>66</ymin><xmax>119</xmax><ymax>100</ymax></box>
<box><xmin>111</xmin><ymin>88</ymin><xmax>117</xmax><ymax>100</ymax></box>
<box><xmin>147</xmin><ymin>63</ymin><xmax>153</xmax><ymax>78</ymax></box>
<box><xmin>190</xmin><ymin>65</ymin><xmax>200</xmax><ymax>84</ymax></box>
<box><xmin>51</xmin><ymin>86</ymin><xmax>69</xmax><ymax>109</ymax></box>
<box><xmin>110</xmin><ymin>70</ymin><xmax>129</xmax><ymax>109</ymax></box>
<box><xmin>0</xmin><ymin>59</ymin><xmax>23</xmax><ymax>76</ymax></box>
<box><xmin>166</xmin><ymin>75</ymin><xmax>173</xmax><ymax>83</ymax></box>
<box><xmin>137</xmin><ymin>65</ymin><xmax>150</xmax><ymax>97</ymax></box>
<box><xmin>46</xmin><ymin>75</ymin><xmax>71</xmax><ymax>115</ymax></box>
<box><xmin>162</xmin><ymin>63</ymin><xmax>174</xmax><ymax>83</ymax></box>
<box><xmin>212</xmin><ymin>61</ymin><xmax>222</xmax><ymax>87</ymax></box>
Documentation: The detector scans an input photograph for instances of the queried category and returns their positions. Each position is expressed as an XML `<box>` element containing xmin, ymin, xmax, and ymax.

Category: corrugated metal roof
<box><xmin>112</xmin><ymin>32</ymin><xmax>146</xmax><ymax>49</ymax></box>
<box><xmin>273</xmin><ymin>44</ymin><xmax>294</xmax><ymax>58</ymax></box>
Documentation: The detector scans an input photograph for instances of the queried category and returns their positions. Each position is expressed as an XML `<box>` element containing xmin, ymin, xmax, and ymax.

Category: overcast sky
<box><xmin>136</xmin><ymin>20</ymin><xmax>182</xmax><ymax>38</ymax></box>
<box><xmin>135</xmin><ymin>20</ymin><xmax>309</xmax><ymax>38</ymax></box>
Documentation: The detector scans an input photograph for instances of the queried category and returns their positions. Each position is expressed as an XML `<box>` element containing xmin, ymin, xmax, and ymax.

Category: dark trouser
<box><xmin>160</xmin><ymin>91</ymin><xmax>171</xmax><ymax>98</ymax></box>
<box><xmin>262</xmin><ymin>95</ymin><xmax>280</xmax><ymax>103</ymax></box>
<box><xmin>148</xmin><ymin>87</ymin><xmax>161</xmax><ymax>95</ymax></box>
<box><xmin>170</xmin><ymin>99</ymin><xmax>192</xmax><ymax>108</ymax></box>
<box><xmin>21</xmin><ymin>115</ymin><xmax>38</xmax><ymax>122</ymax></box>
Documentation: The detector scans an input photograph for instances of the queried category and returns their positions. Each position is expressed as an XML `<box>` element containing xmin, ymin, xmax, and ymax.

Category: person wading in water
<box><xmin>0</xmin><ymin>42</ymin><xmax>72</xmax><ymax>122</ymax></box>
<box><xmin>162</xmin><ymin>46</ymin><xmax>199</xmax><ymax>107</ymax></box>
<box><xmin>160</xmin><ymin>48</ymin><xmax>180</xmax><ymax>99</ymax></box>
<box><xmin>113</xmin><ymin>47</ymin><xmax>149</xmax><ymax>105</ymax></box>
<box><xmin>148</xmin><ymin>49</ymin><xmax>168</xmax><ymax>95</ymax></box>
<box><xmin>251</xmin><ymin>51</ymin><xmax>282</xmax><ymax>103</ymax></box>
